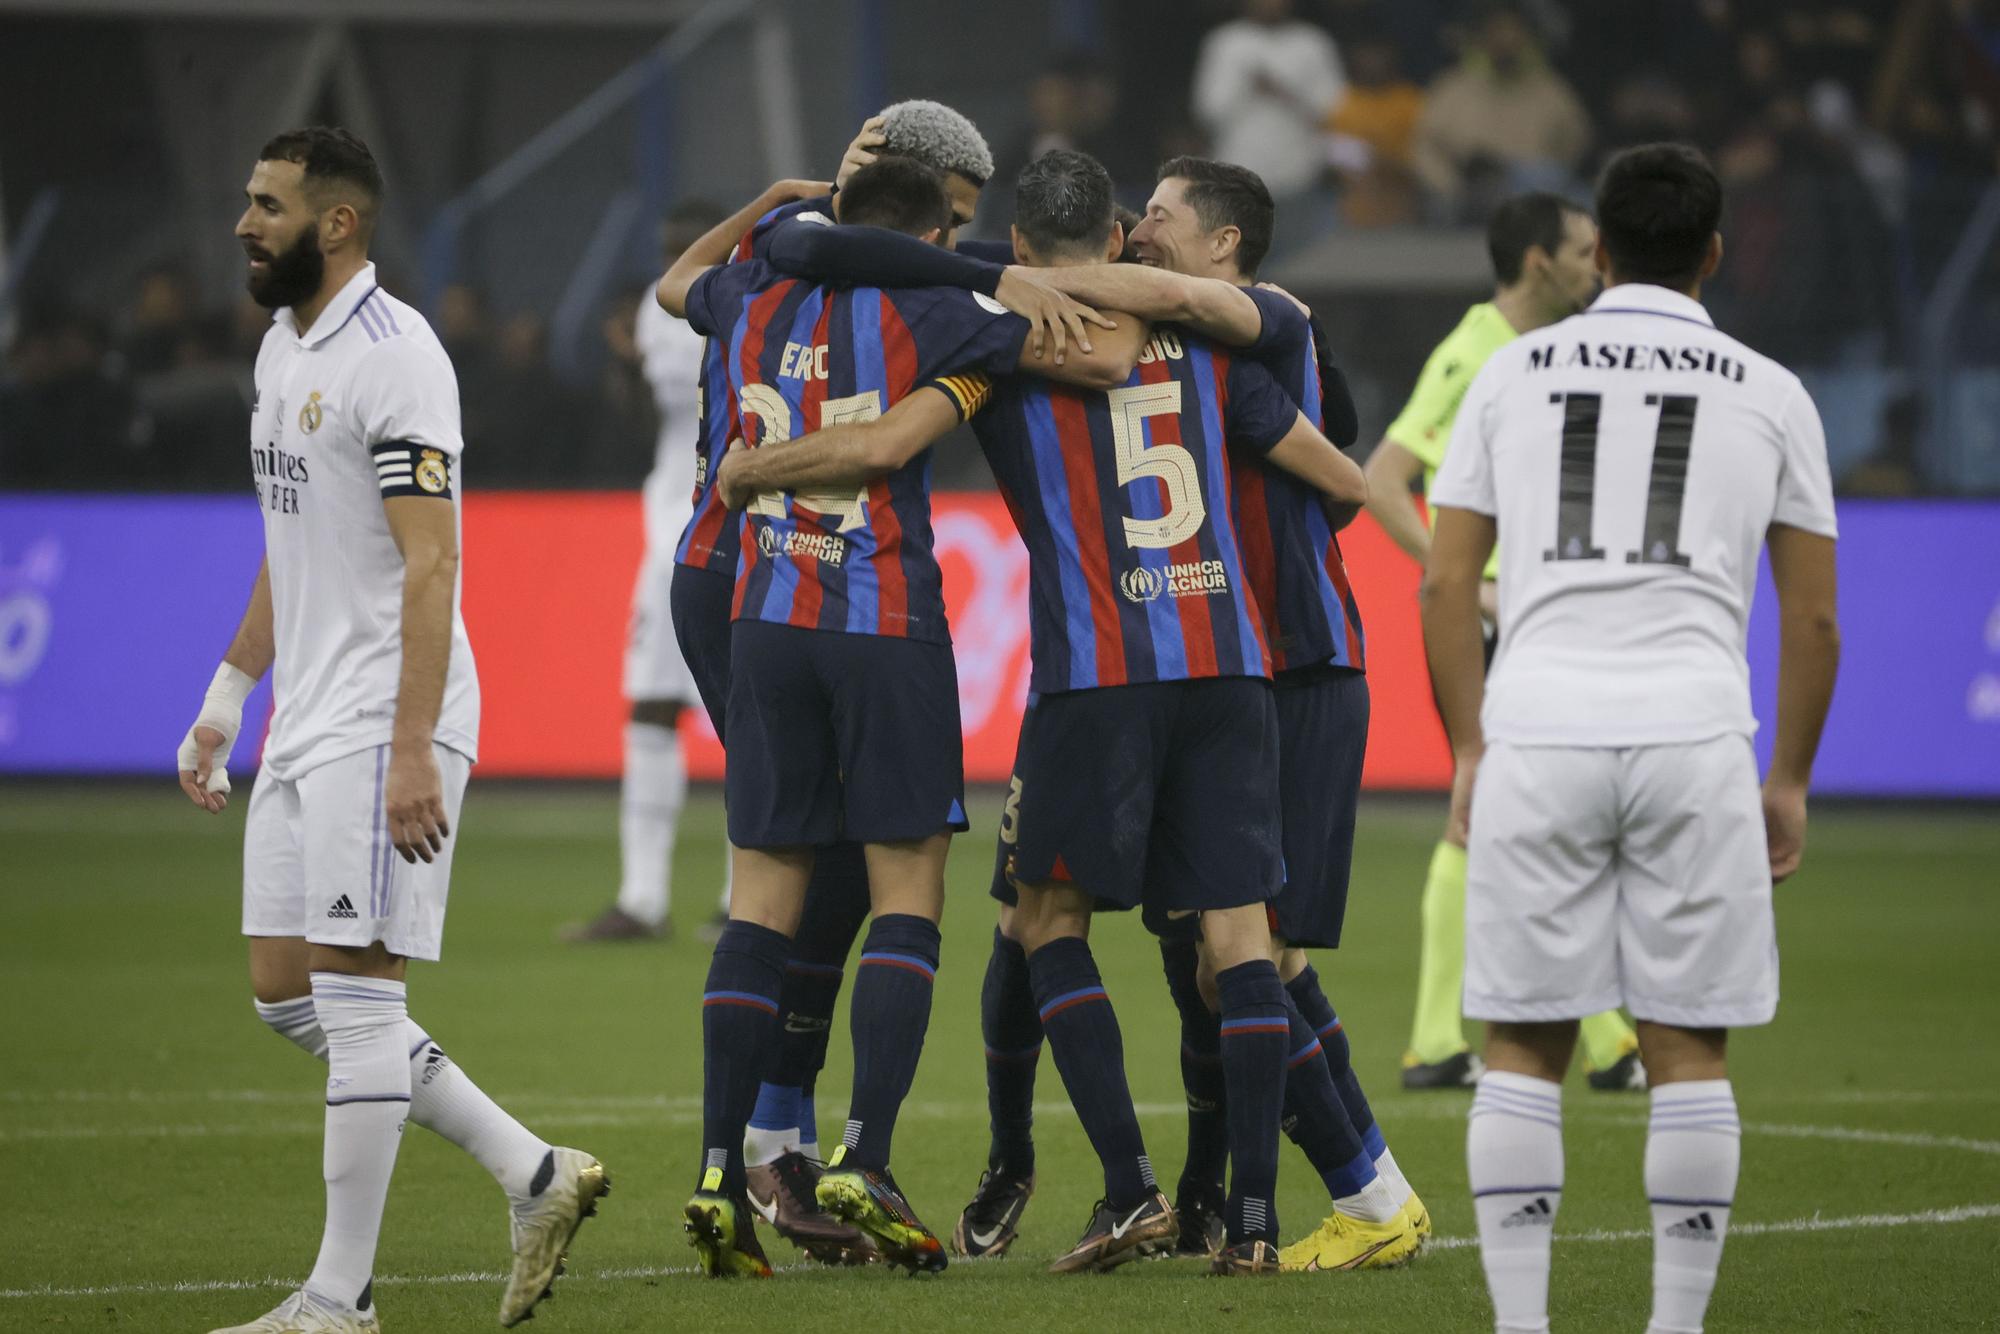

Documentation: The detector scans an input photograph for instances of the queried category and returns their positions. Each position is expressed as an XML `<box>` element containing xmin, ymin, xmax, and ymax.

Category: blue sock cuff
<box><xmin>716</xmin><ymin>919</ymin><xmax>794</xmax><ymax>969</ymax></box>
<box><xmin>1362</xmin><ymin>1123</ymin><xmax>1388</xmax><ymax>1160</ymax></box>
<box><xmin>862</xmin><ymin>913</ymin><xmax>941</xmax><ymax>965</ymax></box>
<box><xmin>1215</xmin><ymin>959</ymin><xmax>1286</xmax><ymax>1012</ymax></box>
<box><xmin>749</xmin><ymin>1082</ymin><xmax>802</xmax><ymax>1132</ymax></box>
<box><xmin>1322</xmin><ymin>1146</ymin><xmax>1380</xmax><ymax>1199</ymax></box>
<box><xmin>1027</xmin><ymin>936</ymin><xmax>1100</xmax><ymax>1003</ymax></box>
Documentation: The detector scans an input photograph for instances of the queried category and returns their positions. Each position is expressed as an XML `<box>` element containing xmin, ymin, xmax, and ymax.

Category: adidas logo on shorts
<box><xmin>1501</xmin><ymin>1197</ymin><xmax>1554</xmax><ymax>1228</ymax></box>
<box><xmin>1666</xmin><ymin>1211</ymin><xmax>1720</xmax><ymax>1241</ymax></box>
<box><xmin>326</xmin><ymin>894</ymin><xmax>359</xmax><ymax>920</ymax></box>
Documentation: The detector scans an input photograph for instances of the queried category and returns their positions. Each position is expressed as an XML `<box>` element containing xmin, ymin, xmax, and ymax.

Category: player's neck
<box><xmin>1491</xmin><ymin>285</ymin><xmax>1555</xmax><ymax>335</ymax></box>
<box><xmin>289</xmin><ymin>253</ymin><xmax>371</xmax><ymax>338</ymax></box>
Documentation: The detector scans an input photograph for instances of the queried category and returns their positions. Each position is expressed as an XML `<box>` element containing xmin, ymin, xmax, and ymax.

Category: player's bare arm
<box><xmin>1420</xmin><ymin>505</ymin><xmax>1499</xmax><ymax>848</ymax></box>
<box><xmin>177</xmin><ymin>558</ymin><xmax>276</xmax><ymax>814</ymax></box>
<box><xmin>716</xmin><ymin>386</ymin><xmax>964</xmax><ymax>509</ymax></box>
<box><xmin>1013</xmin><ymin>310</ymin><xmax>1148</xmax><ymax>389</ymax></box>
<box><xmin>1763</xmin><ymin>523</ymin><xmax>1840</xmax><ymax>882</ymax></box>
<box><xmin>1032</xmin><ymin>264</ymin><xmax>1265</xmax><ymax>348</ymax></box>
<box><xmin>1264</xmin><ymin>410</ymin><xmax>1368</xmax><ymax>506</ymax></box>
<box><xmin>1363</xmin><ymin>437</ymin><xmax>1434</xmax><ymax>565</ymax></box>
<box><xmin>654</xmin><ymin>177</ymin><xmax>831</xmax><ymax>318</ymax></box>
<box><xmin>383</xmin><ymin>494</ymin><xmax>459</xmax><ymax>865</ymax></box>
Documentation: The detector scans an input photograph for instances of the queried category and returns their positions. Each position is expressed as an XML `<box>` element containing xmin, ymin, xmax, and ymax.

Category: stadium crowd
<box><xmin>2</xmin><ymin>0</ymin><xmax>1996</xmax><ymax>493</ymax></box>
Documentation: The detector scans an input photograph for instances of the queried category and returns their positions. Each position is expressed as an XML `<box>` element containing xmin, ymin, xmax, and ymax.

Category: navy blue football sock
<box><xmin>841</xmin><ymin>913</ymin><xmax>940</xmax><ymax>1169</ymax></box>
<box><xmin>1286</xmin><ymin>964</ymin><xmax>1384</xmax><ymax>1157</ymax></box>
<box><xmin>1159</xmin><ymin>933</ymin><xmax>1227</xmax><ymax>1196</ymax></box>
<box><xmin>701</xmin><ymin>920</ymin><xmax>791</xmax><ymax>1195</ymax></box>
<box><xmin>1029</xmin><ymin>936</ymin><xmax>1155</xmax><ymax>1210</ymax></box>
<box><xmin>766</xmin><ymin>842</ymin><xmax>870</xmax><ymax>1094</ymax></box>
<box><xmin>1216</xmin><ymin>959</ymin><xmax>1289</xmax><ymax>1246</ymax></box>
<box><xmin>1277</xmin><ymin>990</ymin><xmax>1375</xmax><ymax>1204</ymax></box>
<box><xmin>981</xmin><ymin>926</ymin><xmax>1042</xmax><ymax>1177</ymax></box>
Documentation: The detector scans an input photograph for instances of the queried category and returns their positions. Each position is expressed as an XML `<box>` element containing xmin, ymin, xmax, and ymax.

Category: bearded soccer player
<box><xmin>657</xmin><ymin>153</ymin><xmax>1124</xmax><ymax>1277</ymax></box>
<box><xmin>1361</xmin><ymin>191</ymin><xmax>1646</xmax><ymax>1092</ymax></box>
<box><xmin>715</xmin><ymin>149</ymin><xmax>1370</xmax><ymax>1277</ymax></box>
<box><xmin>1424</xmin><ymin>142</ymin><xmax>1838</xmax><ymax>1334</ymax></box>
<box><xmin>179</xmin><ymin>128</ymin><xmax>605</xmax><ymax>1334</ymax></box>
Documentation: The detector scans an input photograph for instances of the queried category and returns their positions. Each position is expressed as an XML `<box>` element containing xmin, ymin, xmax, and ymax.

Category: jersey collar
<box><xmin>1585</xmin><ymin>283</ymin><xmax>1713</xmax><ymax>327</ymax></box>
<box><xmin>276</xmin><ymin>262</ymin><xmax>381</xmax><ymax>349</ymax></box>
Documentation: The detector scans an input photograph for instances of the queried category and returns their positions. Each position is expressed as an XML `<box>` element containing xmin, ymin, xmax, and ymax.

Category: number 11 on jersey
<box><xmin>1544</xmin><ymin>390</ymin><xmax>1698</xmax><ymax>568</ymax></box>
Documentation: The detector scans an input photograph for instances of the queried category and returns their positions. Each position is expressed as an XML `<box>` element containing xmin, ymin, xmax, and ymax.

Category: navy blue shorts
<box><xmin>1271</xmin><ymin>665</ymin><xmax>1369</xmax><ymax>949</ymax></box>
<box><xmin>998</xmin><ymin>677</ymin><xmax>1281</xmax><ymax>916</ymax></box>
<box><xmin>725</xmin><ymin>619</ymin><xmax>969</xmax><ymax>849</ymax></box>
<box><xmin>670</xmin><ymin>563</ymin><xmax>736</xmax><ymax>739</ymax></box>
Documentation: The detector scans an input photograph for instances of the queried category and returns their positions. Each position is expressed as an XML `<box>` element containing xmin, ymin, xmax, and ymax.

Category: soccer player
<box><xmin>1423</xmin><ymin>143</ymin><xmax>1839</xmax><ymax>1334</ymax></box>
<box><xmin>888</xmin><ymin>157</ymin><xmax>1423</xmax><ymax>1269</ymax></box>
<box><xmin>716</xmin><ymin>149</ymin><xmax>1371</xmax><ymax>1278</ymax></box>
<box><xmin>179</xmin><ymin>128</ymin><xmax>605</xmax><ymax>1334</ymax></box>
<box><xmin>563</xmin><ymin>201</ymin><xmax>727</xmax><ymax>944</ymax></box>
<box><xmin>659</xmin><ymin>103</ymin><xmax>1097</xmax><ymax>1264</ymax></box>
<box><xmin>657</xmin><ymin>153</ymin><xmax>1128</xmax><ymax>1277</ymax></box>
<box><xmin>1361</xmin><ymin>191</ymin><xmax>1645</xmax><ymax>1091</ymax></box>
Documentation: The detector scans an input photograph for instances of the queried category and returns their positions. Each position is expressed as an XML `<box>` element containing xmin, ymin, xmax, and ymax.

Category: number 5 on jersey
<box><xmin>1108</xmin><ymin>382</ymin><xmax>1206</xmax><ymax>549</ymax></box>
<box><xmin>1545</xmin><ymin>390</ymin><xmax>1697</xmax><ymax>568</ymax></box>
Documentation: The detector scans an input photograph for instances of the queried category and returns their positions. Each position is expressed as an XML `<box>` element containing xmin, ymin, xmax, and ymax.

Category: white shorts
<box><xmin>624</xmin><ymin>549</ymin><xmax>697</xmax><ymax>703</ymax></box>
<box><xmin>1462</xmin><ymin>734</ymin><xmax>1778</xmax><ymax>1029</ymax></box>
<box><xmin>242</xmin><ymin>742</ymin><xmax>472</xmax><ymax>962</ymax></box>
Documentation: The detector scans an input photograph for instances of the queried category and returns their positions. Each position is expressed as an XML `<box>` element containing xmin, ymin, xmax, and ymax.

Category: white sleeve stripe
<box><xmin>376</xmin><ymin>469</ymin><xmax>414</xmax><ymax>480</ymax></box>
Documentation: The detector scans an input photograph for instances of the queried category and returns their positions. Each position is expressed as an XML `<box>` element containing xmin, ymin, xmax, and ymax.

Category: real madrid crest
<box><xmin>415</xmin><ymin>449</ymin><xmax>449</xmax><ymax>494</ymax></box>
<box><xmin>298</xmin><ymin>391</ymin><xmax>324</xmax><ymax>434</ymax></box>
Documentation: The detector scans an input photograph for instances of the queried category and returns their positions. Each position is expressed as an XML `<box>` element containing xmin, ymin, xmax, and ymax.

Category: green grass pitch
<box><xmin>4</xmin><ymin>785</ymin><xmax>1997</xmax><ymax>1331</ymax></box>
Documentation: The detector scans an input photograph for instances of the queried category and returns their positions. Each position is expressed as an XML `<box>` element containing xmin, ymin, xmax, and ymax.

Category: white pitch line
<box><xmin>6</xmin><ymin>1204</ymin><xmax>1997</xmax><ymax>1302</ymax></box>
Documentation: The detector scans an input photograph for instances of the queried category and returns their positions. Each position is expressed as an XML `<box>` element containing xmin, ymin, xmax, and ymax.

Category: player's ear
<box><xmin>1593</xmin><ymin>236</ymin><xmax>1612</xmax><ymax>280</ymax></box>
<box><xmin>1104</xmin><ymin>221</ymin><xmax>1125</xmax><ymax>264</ymax></box>
<box><xmin>1010</xmin><ymin>224</ymin><xmax>1031</xmax><ymax>266</ymax></box>
<box><xmin>322</xmin><ymin>201</ymin><xmax>360</xmax><ymax>250</ymax></box>
<box><xmin>1212</xmin><ymin>224</ymin><xmax>1240</xmax><ymax>265</ymax></box>
<box><xmin>1700</xmin><ymin>232</ymin><xmax>1723</xmax><ymax>282</ymax></box>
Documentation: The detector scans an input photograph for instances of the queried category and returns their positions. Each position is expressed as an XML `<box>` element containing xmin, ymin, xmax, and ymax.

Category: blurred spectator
<box><xmin>472</xmin><ymin>313</ymin><xmax>587</xmax><ymax>486</ymax></box>
<box><xmin>986</xmin><ymin>55</ymin><xmax>1150</xmax><ymax>225</ymax></box>
<box><xmin>0</xmin><ymin>304</ymin><xmax>137</xmax><ymax>486</ymax></box>
<box><xmin>585</xmin><ymin>288</ymin><xmax>657</xmax><ymax>486</ymax></box>
<box><xmin>1193</xmin><ymin>0</ymin><xmax>1345</xmax><ymax>206</ymax></box>
<box><xmin>131</xmin><ymin>310</ymin><xmax>251</xmax><ymax>490</ymax></box>
<box><xmin>1325</xmin><ymin>25</ymin><xmax>1427</xmax><ymax>226</ymax></box>
<box><xmin>1595</xmin><ymin>73</ymin><xmax>1700</xmax><ymax>164</ymax></box>
<box><xmin>1412</xmin><ymin>2</ymin><xmax>1592</xmax><ymax>221</ymax></box>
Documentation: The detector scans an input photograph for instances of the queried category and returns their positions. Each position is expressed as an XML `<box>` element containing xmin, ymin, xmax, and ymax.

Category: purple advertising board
<box><xmin>1</xmin><ymin>493</ymin><xmax>1996</xmax><ymax>796</ymax></box>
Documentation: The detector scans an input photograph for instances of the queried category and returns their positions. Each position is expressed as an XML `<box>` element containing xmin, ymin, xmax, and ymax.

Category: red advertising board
<box><xmin>460</xmin><ymin>492</ymin><xmax>1452</xmax><ymax>787</ymax></box>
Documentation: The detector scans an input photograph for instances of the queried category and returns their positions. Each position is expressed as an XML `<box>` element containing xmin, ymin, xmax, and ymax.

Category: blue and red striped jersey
<box><xmin>674</xmin><ymin>196</ymin><xmax>832</xmax><ymax>574</ymax></box>
<box><xmin>685</xmin><ymin>256</ymin><xmax>1026</xmax><ymax>642</ymax></box>
<box><xmin>970</xmin><ymin>328</ymin><xmax>1299</xmax><ymax>693</ymax></box>
<box><xmin>1229</xmin><ymin>286</ymin><xmax>1367</xmax><ymax>674</ymax></box>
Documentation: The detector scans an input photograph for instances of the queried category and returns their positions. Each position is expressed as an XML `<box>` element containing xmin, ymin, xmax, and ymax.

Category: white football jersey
<box><xmin>1431</xmin><ymin>283</ymin><xmax>1837</xmax><ymax>747</ymax></box>
<box><xmin>633</xmin><ymin>289</ymin><xmax>705</xmax><ymax>552</ymax></box>
<box><xmin>250</xmin><ymin>263</ymin><xmax>480</xmax><ymax>780</ymax></box>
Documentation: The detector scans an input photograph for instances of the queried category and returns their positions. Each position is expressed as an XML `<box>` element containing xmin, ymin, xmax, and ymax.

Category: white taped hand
<box><xmin>178</xmin><ymin>662</ymin><xmax>257</xmax><ymax>796</ymax></box>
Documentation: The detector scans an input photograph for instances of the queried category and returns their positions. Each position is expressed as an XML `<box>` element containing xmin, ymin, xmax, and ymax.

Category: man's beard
<box><xmin>245</xmin><ymin>225</ymin><xmax>325</xmax><ymax>310</ymax></box>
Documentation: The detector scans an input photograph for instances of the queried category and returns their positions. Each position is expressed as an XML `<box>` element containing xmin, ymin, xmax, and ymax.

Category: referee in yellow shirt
<box><xmin>1364</xmin><ymin>191</ymin><xmax>1647</xmax><ymax>1092</ymax></box>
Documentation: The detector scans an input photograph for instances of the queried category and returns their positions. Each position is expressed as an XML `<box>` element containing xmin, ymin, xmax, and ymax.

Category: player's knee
<box><xmin>1483</xmin><ymin>1020</ymin><xmax>1577</xmax><ymax>1083</ymax></box>
<box><xmin>1197</xmin><ymin>902</ymin><xmax>1271</xmax><ymax>972</ymax></box>
<box><xmin>1011</xmin><ymin>882</ymin><xmax>1089</xmax><ymax>953</ymax></box>
<box><xmin>1277</xmin><ymin>945</ymin><xmax>1311</xmax><ymax>984</ymax></box>
<box><xmin>247</xmin><ymin>936</ymin><xmax>311</xmax><ymax>1004</ymax></box>
<box><xmin>630</xmin><ymin>698</ymin><xmax>681</xmax><ymax>729</ymax></box>
<box><xmin>1635</xmin><ymin>1020</ymin><xmax>1728</xmax><ymax>1084</ymax></box>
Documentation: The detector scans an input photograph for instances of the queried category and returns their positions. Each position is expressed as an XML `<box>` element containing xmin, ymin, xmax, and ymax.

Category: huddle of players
<box><xmin>652</xmin><ymin>99</ymin><xmax>1423</xmax><ymax>1279</ymax></box>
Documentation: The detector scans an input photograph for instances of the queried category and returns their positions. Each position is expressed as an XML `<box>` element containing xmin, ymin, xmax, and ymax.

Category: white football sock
<box><xmin>258</xmin><ymin>1000</ymin><xmax>552</xmax><ymax>1207</ymax></box>
<box><xmin>406</xmin><ymin>1024</ymin><xmax>555</xmax><ymax>1208</ymax></box>
<box><xmin>1468</xmin><ymin>1071</ymin><xmax>1564</xmax><ymax>1334</ymax></box>
<box><xmin>1334</xmin><ymin>1171</ymin><xmax>1405</xmax><ymax>1224</ymax></box>
<box><xmin>744</xmin><ymin>1125</ymin><xmax>794</xmax><ymax>1168</ymax></box>
<box><xmin>1374</xmin><ymin>1145</ymin><xmax>1415</xmax><ymax>1207</ymax></box>
<box><xmin>1645</xmin><ymin>1079</ymin><xmax>1740</xmax><ymax>1334</ymax></box>
<box><xmin>256</xmin><ymin>995</ymin><xmax>328</xmax><ymax>1059</ymax></box>
<box><xmin>615</xmin><ymin>720</ymin><xmax>685</xmax><ymax>928</ymax></box>
<box><xmin>305</xmin><ymin>973</ymin><xmax>410</xmax><ymax>1314</ymax></box>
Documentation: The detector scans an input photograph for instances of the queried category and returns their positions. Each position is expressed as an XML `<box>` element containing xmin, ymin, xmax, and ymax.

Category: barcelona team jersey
<box><xmin>674</xmin><ymin>196</ymin><xmax>831</xmax><ymax>574</ymax></box>
<box><xmin>970</xmin><ymin>328</ymin><xmax>1300</xmax><ymax>693</ymax></box>
<box><xmin>684</xmin><ymin>256</ymin><xmax>1027</xmax><ymax>643</ymax></box>
<box><xmin>1228</xmin><ymin>286</ymin><xmax>1367</xmax><ymax>674</ymax></box>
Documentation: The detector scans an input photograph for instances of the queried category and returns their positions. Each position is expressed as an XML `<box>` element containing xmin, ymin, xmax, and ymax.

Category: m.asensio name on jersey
<box><xmin>1119</xmin><ymin>558</ymin><xmax>1229</xmax><ymax>603</ymax></box>
<box><xmin>1528</xmin><ymin>341</ymin><xmax>1748</xmax><ymax>382</ymax></box>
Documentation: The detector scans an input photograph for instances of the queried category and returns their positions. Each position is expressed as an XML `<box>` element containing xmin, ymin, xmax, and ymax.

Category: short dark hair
<box><xmin>1595</xmin><ymin>142</ymin><xmax>1723</xmax><ymax>289</ymax></box>
<box><xmin>1486</xmin><ymin>191</ymin><xmax>1587</xmax><ymax>285</ymax></box>
<box><xmin>1155</xmin><ymin>156</ymin><xmax>1274</xmax><ymax>278</ymax></box>
<box><xmin>837</xmin><ymin>155</ymin><xmax>954</xmax><ymax>238</ymax></box>
<box><xmin>258</xmin><ymin>126</ymin><xmax>384</xmax><ymax>212</ymax></box>
<box><xmin>1014</xmin><ymin>149</ymin><xmax>1117</xmax><ymax>259</ymax></box>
